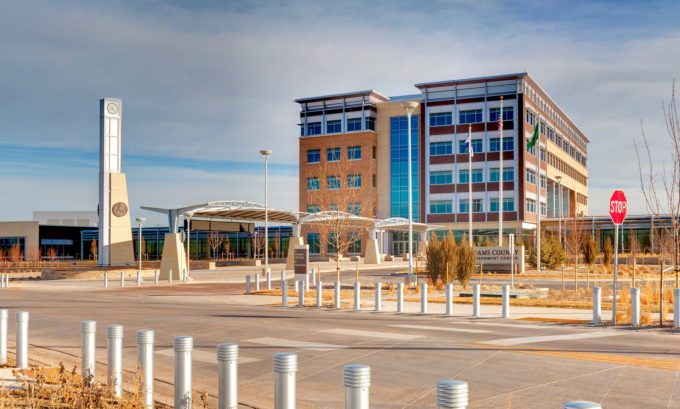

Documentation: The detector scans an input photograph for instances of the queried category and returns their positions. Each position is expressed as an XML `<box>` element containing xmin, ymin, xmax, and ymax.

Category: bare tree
<box><xmin>565</xmin><ymin>217</ymin><xmax>586</xmax><ymax>290</ymax></box>
<box><xmin>8</xmin><ymin>244</ymin><xmax>22</xmax><ymax>265</ymax></box>
<box><xmin>252</xmin><ymin>233</ymin><xmax>265</xmax><ymax>260</ymax></box>
<box><xmin>90</xmin><ymin>239</ymin><xmax>97</xmax><ymax>261</ymax></box>
<box><xmin>272</xmin><ymin>231</ymin><xmax>280</xmax><ymax>259</ymax></box>
<box><xmin>46</xmin><ymin>247</ymin><xmax>58</xmax><ymax>261</ymax></box>
<box><xmin>582</xmin><ymin>234</ymin><xmax>598</xmax><ymax>288</ymax></box>
<box><xmin>207</xmin><ymin>231</ymin><xmax>223</xmax><ymax>261</ymax></box>
<box><xmin>223</xmin><ymin>239</ymin><xmax>231</xmax><ymax>260</ymax></box>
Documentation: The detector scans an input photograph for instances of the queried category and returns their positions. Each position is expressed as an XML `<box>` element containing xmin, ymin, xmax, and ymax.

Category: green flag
<box><xmin>528</xmin><ymin>122</ymin><xmax>539</xmax><ymax>148</ymax></box>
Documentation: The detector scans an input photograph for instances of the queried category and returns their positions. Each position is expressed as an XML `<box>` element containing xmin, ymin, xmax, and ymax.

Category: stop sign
<box><xmin>609</xmin><ymin>190</ymin><xmax>628</xmax><ymax>225</ymax></box>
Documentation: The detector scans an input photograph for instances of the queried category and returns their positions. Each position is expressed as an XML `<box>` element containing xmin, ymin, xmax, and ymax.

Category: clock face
<box><xmin>112</xmin><ymin>202</ymin><xmax>128</xmax><ymax>217</ymax></box>
<box><xmin>106</xmin><ymin>102</ymin><xmax>119</xmax><ymax>115</ymax></box>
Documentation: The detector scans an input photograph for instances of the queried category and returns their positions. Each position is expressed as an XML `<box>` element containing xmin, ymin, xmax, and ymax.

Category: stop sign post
<box><xmin>609</xmin><ymin>190</ymin><xmax>628</xmax><ymax>325</ymax></box>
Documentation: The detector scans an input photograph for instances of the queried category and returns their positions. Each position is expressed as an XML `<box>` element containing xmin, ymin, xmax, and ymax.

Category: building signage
<box><xmin>475</xmin><ymin>246</ymin><xmax>525</xmax><ymax>273</ymax></box>
<box><xmin>294</xmin><ymin>245</ymin><xmax>309</xmax><ymax>276</ymax></box>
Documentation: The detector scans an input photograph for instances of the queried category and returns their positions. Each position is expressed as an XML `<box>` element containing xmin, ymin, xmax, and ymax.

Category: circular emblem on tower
<box><xmin>112</xmin><ymin>202</ymin><xmax>128</xmax><ymax>217</ymax></box>
<box><xmin>106</xmin><ymin>102</ymin><xmax>119</xmax><ymax>115</ymax></box>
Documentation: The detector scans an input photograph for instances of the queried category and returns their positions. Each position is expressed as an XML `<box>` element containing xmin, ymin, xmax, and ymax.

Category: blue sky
<box><xmin>1</xmin><ymin>0</ymin><xmax>679</xmax><ymax>225</ymax></box>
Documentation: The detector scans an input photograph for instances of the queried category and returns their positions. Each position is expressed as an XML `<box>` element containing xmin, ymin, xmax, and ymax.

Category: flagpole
<box><xmin>468</xmin><ymin>124</ymin><xmax>473</xmax><ymax>246</ymax></box>
<box><xmin>536</xmin><ymin>116</ymin><xmax>542</xmax><ymax>273</ymax></box>
<box><xmin>498</xmin><ymin>96</ymin><xmax>504</xmax><ymax>246</ymax></box>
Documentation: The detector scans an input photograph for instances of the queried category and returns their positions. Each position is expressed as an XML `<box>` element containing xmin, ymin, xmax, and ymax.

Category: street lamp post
<box><xmin>401</xmin><ymin>101</ymin><xmax>419</xmax><ymax>277</ymax></box>
<box><xmin>260</xmin><ymin>149</ymin><xmax>272</xmax><ymax>274</ymax></box>
<box><xmin>556</xmin><ymin>175</ymin><xmax>563</xmax><ymax>245</ymax></box>
<box><xmin>135</xmin><ymin>217</ymin><xmax>146</xmax><ymax>275</ymax></box>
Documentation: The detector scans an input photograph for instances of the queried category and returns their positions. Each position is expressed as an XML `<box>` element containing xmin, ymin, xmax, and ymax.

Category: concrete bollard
<box><xmin>104</xmin><ymin>272</ymin><xmax>109</xmax><ymax>288</ymax></box>
<box><xmin>563</xmin><ymin>402</ymin><xmax>602</xmax><ymax>409</ymax></box>
<box><xmin>675</xmin><ymin>288</ymin><xmax>680</xmax><ymax>328</ymax></box>
<box><xmin>282</xmin><ymin>279</ymin><xmax>288</xmax><ymax>306</ymax></box>
<box><xmin>267</xmin><ymin>270</ymin><xmax>272</xmax><ymax>290</ymax></box>
<box><xmin>295</xmin><ymin>280</ymin><xmax>300</xmax><ymax>294</ymax></box>
<box><xmin>316</xmin><ymin>280</ymin><xmax>323</xmax><ymax>308</ymax></box>
<box><xmin>298</xmin><ymin>281</ymin><xmax>305</xmax><ymax>306</ymax></box>
<box><xmin>255</xmin><ymin>273</ymin><xmax>260</xmax><ymax>292</ymax></box>
<box><xmin>592</xmin><ymin>287</ymin><xmax>601</xmax><ymax>325</ymax></box>
<box><xmin>246</xmin><ymin>274</ymin><xmax>251</xmax><ymax>294</ymax></box>
<box><xmin>335</xmin><ymin>281</ymin><xmax>341</xmax><ymax>309</ymax></box>
<box><xmin>0</xmin><ymin>309</ymin><xmax>7</xmax><ymax>366</ymax></box>
<box><xmin>397</xmin><ymin>282</ymin><xmax>404</xmax><ymax>313</ymax></box>
<box><xmin>305</xmin><ymin>274</ymin><xmax>310</xmax><ymax>293</ymax></box>
<box><xmin>106</xmin><ymin>324</ymin><xmax>124</xmax><ymax>397</ymax></box>
<box><xmin>445</xmin><ymin>284</ymin><xmax>453</xmax><ymax>316</ymax></box>
<box><xmin>420</xmin><ymin>282</ymin><xmax>428</xmax><ymax>314</ymax></box>
<box><xmin>137</xmin><ymin>270</ymin><xmax>142</xmax><ymax>286</ymax></box>
<box><xmin>311</xmin><ymin>268</ymin><xmax>317</xmax><ymax>286</ymax></box>
<box><xmin>169</xmin><ymin>269</ymin><xmax>173</xmax><ymax>283</ymax></box>
<box><xmin>354</xmin><ymin>281</ymin><xmax>361</xmax><ymax>311</ymax></box>
<box><xmin>274</xmin><ymin>352</ymin><xmax>297</xmax><ymax>409</ymax></box>
<box><xmin>16</xmin><ymin>311</ymin><xmax>29</xmax><ymax>369</ymax></box>
<box><xmin>280</xmin><ymin>270</ymin><xmax>285</xmax><ymax>286</ymax></box>
<box><xmin>375</xmin><ymin>281</ymin><xmax>382</xmax><ymax>312</ymax></box>
<box><xmin>502</xmin><ymin>284</ymin><xmax>510</xmax><ymax>319</ymax></box>
<box><xmin>174</xmin><ymin>336</ymin><xmax>193</xmax><ymax>409</ymax></box>
<box><xmin>632</xmin><ymin>287</ymin><xmax>641</xmax><ymax>327</ymax></box>
<box><xmin>120</xmin><ymin>271</ymin><xmax>125</xmax><ymax>287</ymax></box>
<box><xmin>81</xmin><ymin>320</ymin><xmax>96</xmax><ymax>381</ymax></box>
<box><xmin>155</xmin><ymin>270</ymin><xmax>160</xmax><ymax>285</ymax></box>
<box><xmin>472</xmin><ymin>284</ymin><xmax>481</xmax><ymax>318</ymax></box>
<box><xmin>344</xmin><ymin>364</ymin><xmax>370</xmax><ymax>409</ymax></box>
<box><xmin>137</xmin><ymin>330</ymin><xmax>155</xmax><ymax>408</ymax></box>
<box><xmin>218</xmin><ymin>343</ymin><xmax>238</xmax><ymax>409</ymax></box>
<box><xmin>436</xmin><ymin>379</ymin><xmax>468</xmax><ymax>408</ymax></box>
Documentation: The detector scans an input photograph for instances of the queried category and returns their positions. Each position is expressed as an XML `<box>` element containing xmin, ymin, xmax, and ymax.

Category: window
<box><xmin>327</xmin><ymin>147</ymin><xmax>341</xmax><ymax>162</ymax></box>
<box><xmin>430</xmin><ymin>112</ymin><xmax>453</xmax><ymax>126</ymax></box>
<box><xmin>459</xmin><ymin>199</ymin><xmax>469</xmax><ymax>213</ymax></box>
<box><xmin>308</xmin><ymin>122</ymin><xmax>322</xmax><ymax>136</ymax></box>
<box><xmin>365</xmin><ymin>117</ymin><xmax>376</xmax><ymax>131</ymax></box>
<box><xmin>347</xmin><ymin>118</ymin><xmax>362</xmax><ymax>132</ymax></box>
<box><xmin>460</xmin><ymin>169</ymin><xmax>483</xmax><ymax>183</ymax></box>
<box><xmin>472</xmin><ymin>198</ymin><xmax>483</xmax><ymax>212</ymax></box>
<box><xmin>502</xmin><ymin>167</ymin><xmax>514</xmax><ymax>182</ymax></box>
<box><xmin>307</xmin><ymin>177</ymin><xmax>320</xmax><ymax>191</ymax></box>
<box><xmin>459</xmin><ymin>139</ymin><xmax>482</xmax><ymax>154</ymax></box>
<box><xmin>540</xmin><ymin>175</ymin><xmax>547</xmax><ymax>189</ymax></box>
<box><xmin>490</xmin><ymin>198</ymin><xmax>515</xmax><ymax>212</ymax></box>
<box><xmin>327</xmin><ymin>232</ymin><xmax>338</xmax><ymax>254</ymax></box>
<box><xmin>490</xmin><ymin>198</ymin><xmax>499</xmax><ymax>212</ymax></box>
<box><xmin>430</xmin><ymin>200</ymin><xmax>452</xmax><ymax>214</ymax></box>
<box><xmin>526</xmin><ymin>140</ymin><xmax>536</xmax><ymax>156</ymax></box>
<box><xmin>430</xmin><ymin>171</ymin><xmax>453</xmax><ymax>185</ymax></box>
<box><xmin>459</xmin><ymin>109</ymin><xmax>482</xmax><ymax>124</ymax></box>
<box><xmin>491</xmin><ymin>137</ymin><xmax>514</xmax><ymax>152</ymax></box>
<box><xmin>306</xmin><ymin>205</ymin><xmax>320</xmax><ymax>213</ymax></box>
<box><xmin>490</xmin><ymin>168</ymin><xmax>500</xmax><ymax>182</ymax></box>
<box><xmin>347</xmin><ymin>174</ymin><xmax>362</xmax><ymax>188</ymax></box>
<box><xmin>526</xmin><ymin>169</ymin><xmax>536</xmax><ymax>185</ymax></box>
<box><xmin>430</xmin><ymin>141</ymin><xmax>453</xmax><ymax>156</ymax></box>
<box><xmin>526</xmin><ymin>198</ymin><xmax>536</xmax><ymax>213</ymax></box>
<box><xmin>347</xmin><ymin>203</ymin><xmax>361</xmax><ymax>215</ymax></box>
<box><xmin>326</xmin><ymin>120</ymin><xmax>341</xmax><ymax>134</ymax></box>
<box><xmin>307</xmin><ymin>233</ymin><xmax>320</xmax><ymax>254</ymax></box>
<box><xmin>327</xmin><ymin>176</ymin><xmax>341</xmax><ymax>190</ymax></box>
<box><xmin>348</xmin><ymin>146</ymin><xmax>362</xmax><ymax>160</ymax></box>
<box><xmin>540</xmin><ymin>202</ymin><xmax>547</xmax><ymax>216</ymax></box>
<box><xmin>489</xmin><ymin>107</ymin><xmax>514</xmax><ymax>122</ymax></box>
<box><xmin>348</xmin><ymin>232</ymin><xmax>362</xmax><ymax>254</ymax></box>
<box><xmin>306</xmin><ymin>149</ymin><xmax>320</xmax><ymax>164</ymax></box>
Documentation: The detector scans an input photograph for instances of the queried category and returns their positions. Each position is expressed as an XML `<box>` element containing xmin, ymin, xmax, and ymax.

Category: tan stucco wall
<box><xmin>0</xmin><ymin>221</ymin><xmax>39</xmax><ymax>260</ymax></box>
<box><xmin>109</xmin><ymin>173</ymin><xmax>135</xmax><ymax>266</ymax></box>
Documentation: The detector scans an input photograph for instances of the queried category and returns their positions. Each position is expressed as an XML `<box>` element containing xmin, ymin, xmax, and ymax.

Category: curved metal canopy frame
<box><xmin>374</xmin><ymin>217</ymin><xmax>432</xmax><ymax>232</ymax></box>
<box><xmin>298</xmin><ymin>210</ymin><xmax>375</xmax><ymax>229</ymax></box>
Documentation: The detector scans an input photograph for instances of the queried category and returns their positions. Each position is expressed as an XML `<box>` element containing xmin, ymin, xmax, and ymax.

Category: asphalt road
<box><xmin>2</xmin><ymin>279</ymin><xmax>680</xmax><ymax>408</ymax></box>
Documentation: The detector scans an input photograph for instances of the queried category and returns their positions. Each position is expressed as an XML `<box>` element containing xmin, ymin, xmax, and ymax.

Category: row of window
<box><xmin>306</xmin><ymin>203</ymin><xmax>362</xmax><ymax>215</ymax></box>
<box><xmin>429</xmin><ymin>167</ymin><xmax>514</xmax><ymax>185</ymax></box>
<box><xmin>525</xmin><ymin>169</ymin><xmax>547</xmax><ymax>188</ymax></box>
<box><xmin>546</xmin><ymin>151</ymin><xmax>588</xmax><ymax>186</ymax></box>
<box><xmin>429</xmin><ymin>107</ymin><xmax>514</xmax><ymax>127</ymax></box>
<box><xmin>525</xmin><ymin>198</ymin><xmax>548</xmax><ymax>216</ymax></box>
<box><xmin>303</xmin><ymin>117</ymin><xmax>376</xmax><ymax>136</ymax></box>
<box><xmin>307</xmin><ymin>175</ymin><xmax>363</xmax><ymax>190</ymax></box>
<box><xmin>306</xmin><ymin>146</ymin><xmax>366</xmax><ymax>163</ymax></box>
<box><xmin>526</xmin><ymin>110</ymin><xmax>587</xmax><ymax>167</ymax></box>
<box><xmin>430</xmin><ymin>137</ymin><xmax>514</xmax><ymax>156</ymax></box>
<box><xmin>429</xmin><ymin>198</ymin><xmax>515</xmax><ymax>214</ymax></box>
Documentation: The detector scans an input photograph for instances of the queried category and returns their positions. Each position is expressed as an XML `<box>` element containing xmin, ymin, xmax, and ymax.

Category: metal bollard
<box><xmin>563</xmin><ymin>402</ymin><xmax>602</xmax><ymax>409</ymax></box>
<box><xmin>155</xmin><ymin>270</ymin><xmax>160</xmax><ymax>285</ymax></box>
<box><xmin>632</xmin><ymin>287</ymin><xmax>641</xmax><ymax>327</ymax></box>
<box><xmin>472</xmin><ymin>284</ymin><xmax>481</xmax><ymax>318</ymax></box>
<box><xmin>104</xmin><ymin>272</ymin><xmax>109</xmax><ymax>288</ymax></box>
<box><xmin>344</xmin><ymin>364</ymin><xmax>370</xmax><ymax>409</ymax></box>
<box><xmin>316</xmin><ymin>280</ymin><xmax>323</xmax><ymax>308</ymax></box>
<box><xmin>282</xmin><ymin>279</ymin><xmax>288</xmax><ymax>306</ymax></box>
<box><xmin>502</xmin><ymin>284</ymin><xmax>510</xmax><ymax>319</ymax></box>
<box><xmin>137</xmin><ymin>329</ymin><xmax>155</xmax><ymax>408</ymax></box>
<box><xmin>375</xmin><ymin>281</ymin><xmax>382</xmax><ymax>312</ymax></box>
<box><xmin>274</xmin><ymin>352</ymin><xmax>297</xmax><ymax>409</ymax></box>
<box><xmin>217</xmin><ymin>343</ymin><xmax>238</xmax><ymax>409</ymax></box>
<box><xmin>255</xmin><ymin>273</ymin><xmax>260</xmax><ymax>292</ymax></box>
<box><xmin>335</xmin><ymin>280</ymin><xmax>341</xmax><ymax>309</ymax></box>
<box><xmin>280</xmin><ymin>270</ymin><xmax>285</xmax><ymax>286</ymax></box>
<box><xmin>298</xmin><ymin>281</ymin><xmax>305</xmax><ymax>306</ymax></box>
<box><xmin>592</xmin><ymin>286</ymin><xmax>601</xmax><ymax>325</ymax></box>
<box><xmin>354</xmin><ymin>281</ymin><xmax>361</xmax><ymax>311</ymax></box>
<box><xmin>267</xmin><ymin>270</ymin><xmax>272</xmax><ymax>290</ymax></box>
<box><xmin>420</xmin><ymin>282</ymin><xmax>428</xmax><ymax>314</ymax></box>
<box><xmin>397</xmin><ymin>282</ymin><xmax>404</xmax><ymax>313</ymax></box>
<box><xmin>169</xmin><ymin>269</ymin><xmax>173</xmax><ymax>283</ymax></box>
<box><xmin>174</xmin><ymin>336</ymin><xmax>193</xmax><ymax>409</ymax></box>
<box><xmin>0</xmin><ymin>309</ymin><xmax>7</xmax><ymax>365</ymax></box>
<box><xmin>81</xmin><ymin>320</ymin><xmax>96</xmax><ymax>381</ymax></box>
<box><xmin>120</xmin><ymin>271</ymin><xmax>125</xmax><ymax>287</ymax></box>
<box><xmin>246</xmin><ymin>274</ymin><xmax>251</xmax><ymax>294</ymax></box>
<box><xmin>106</xmin><ymin>324</ymin><xmax>124</xmax><ymax>397</ymax></box>
<box><xmin>305</xmin><ymin>274</ymin><xmax>310</xmax><ymax>293</ymax></box>
<box><xmin>436</xmin><ymin>379</ymin><xmax>468</xmax><ymax>409</ymax></box>
<box><xmin>295</xmin><ymin>280</ymin><xmax>300</xmax><ymax>294</ymax></box>
<box><xmin>16</xmin><ymin>311</ymin><xmax>29</xmax><ymax>369</ymax></box>
<box><xmin>311</xmin><ymin>268</ymin><xmax>317</xmax><ymax>286</ymax></box>
<box><xmin>445</xmin><ymin>284</ymin><xmax>453</xmax><ymax>316</ymax></box>
<box><xmin>137</xmin><ymin>270</ymin><xmax>142</xmax><ymax>286</ymax></box>
<box><xmin>675</xmin><ymin>288</ymin><xmax>680</xmax><ymax>328</ymax></box>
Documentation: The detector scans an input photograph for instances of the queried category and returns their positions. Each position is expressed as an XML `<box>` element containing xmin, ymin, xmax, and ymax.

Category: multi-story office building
<box><xmin>296</xmin><ymin>73</ymin><xmax>589</xmax><ymax>256</ymax></box>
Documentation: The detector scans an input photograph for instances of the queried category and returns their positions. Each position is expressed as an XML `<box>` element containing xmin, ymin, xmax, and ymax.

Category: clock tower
<box><xmin>98</xmin><ymin>98</ymin><xmax>134</xmax><ymax>266</ymax></box>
